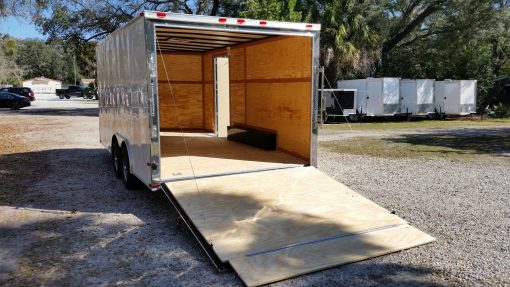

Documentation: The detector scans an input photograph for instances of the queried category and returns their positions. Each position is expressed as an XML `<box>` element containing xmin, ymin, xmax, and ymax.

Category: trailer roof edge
<box><xmin>141</xmin><ymin>10</ymin><xmax>321</xmax><ymax>32</ymax></box>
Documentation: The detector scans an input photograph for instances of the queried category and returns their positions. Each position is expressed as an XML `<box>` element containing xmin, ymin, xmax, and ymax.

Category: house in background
<box><xmin>22</xmin><ymin>77</ymin><xmax>62</xmax><ymax>94</ymax></box>
<box><xmin>80</xmin><ymin>78</ymin><xmax>95</xmax><ymax>88</ymax></box>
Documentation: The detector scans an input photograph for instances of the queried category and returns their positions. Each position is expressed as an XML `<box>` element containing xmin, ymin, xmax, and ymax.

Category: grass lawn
<box><xmin>323</xmin><ymin>118</ymin><xmax>510</xmax><ymax>131</ymax></box>
<box><xmin>321</xmin><ymin>130</ymin><xmax>510</xmax><ymax>163</ymax></box>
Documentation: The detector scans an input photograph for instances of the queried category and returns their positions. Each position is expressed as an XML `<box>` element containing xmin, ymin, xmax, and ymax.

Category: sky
<box><xmin>0</xmin><ymin>16</ymin><xmax>46</xmax><ymax>39</ymax></box>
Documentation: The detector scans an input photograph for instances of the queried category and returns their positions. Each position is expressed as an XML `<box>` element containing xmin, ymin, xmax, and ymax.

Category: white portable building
<box><xmin>338</xmin><ymin>78</ymin><xmax>400</xmax><ymax>116</ymax></box>
<box><xmin>434</xmin><ymin>80</ymin><xmax>477</xmax><ymax>115</ymax></box>
<box><xmin>22</xmin><ymin>77</ymin><xmax>62</xmax><ymax>94</ymax></box>
<box><xmin>400</xmin><ymin>79</ymin><xmax>434</xmax><ymax>115</ymax></box>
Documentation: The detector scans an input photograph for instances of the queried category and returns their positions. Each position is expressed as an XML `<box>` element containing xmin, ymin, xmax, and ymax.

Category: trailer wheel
<box><xmin>112</xmin><ymin>141</ymin><xmax>122</xmax><ymax>179</ymax></box>
<box><xmin>65</xmin><ymin>95</ymin><xmax>70</xmax><ymax>99</ymax></box>
<box><xmin>121</xmin><ymin>146</ymin><xmax>139</xmax><ymax>190</ymax></box>
<box><xmin>59</xmin><ymin>94</ymin><xmax>64</xmax><ymax>99</ymax></box>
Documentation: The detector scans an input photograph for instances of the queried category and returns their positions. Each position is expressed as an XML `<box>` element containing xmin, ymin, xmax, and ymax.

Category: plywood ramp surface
<box><xmin>165</xmin><ymin>166</ymin><xmax>434</xmax><ymax>286</ymax></box>
<box><xmin>230</xmin><ymin>224</ymin><xmax>435</xmax><ymax>286</ymax></box>
<box><xmin>159</xmin><ymin>135</ymin><xmax>306</xmax><ymax>181</ymax></box>
<box><xmin>166</xmin><ymin>166</ymin><xmax>434</xmax><ymax>261</ymax></box>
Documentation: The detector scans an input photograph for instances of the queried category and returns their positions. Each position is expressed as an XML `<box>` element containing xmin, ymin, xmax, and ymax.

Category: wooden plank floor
<box><xmin>159</xmin><ymin>133</ymin><xmax>306</xmax><ymax>181</ymax></box>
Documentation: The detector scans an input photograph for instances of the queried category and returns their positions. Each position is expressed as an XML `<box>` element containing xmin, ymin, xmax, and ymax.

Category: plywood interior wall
<box><xmin>245</xmin><ymin>36</ymin><xmax>312</xmax><ymax>160</ymax></box>
<box><xmin>157</xmin><ymin>53</ymin><xmax>204</xmax><ymax>130</ymax></box>
<box><xmin>203</xmin><ymin>53</ymin><xmax>215</xmax><ymax>131</ymax></box>
<box><xmin>158</xmin><ymin>36</ymin><xmax>312</xmax><ymax>160</ymax></box>
<box><xmin>202</xmin><ymin>36</ymin><xmax>312</xmax><ymax>160</ymax></box>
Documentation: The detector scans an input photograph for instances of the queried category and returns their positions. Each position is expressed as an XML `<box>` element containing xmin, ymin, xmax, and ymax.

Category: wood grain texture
<box><xmin>246</xmin><ymin>82</ymin><xmax>311</xmax><ymax>160</ymax></box>
<box><xmin>229</xmin><ymin>47</ymin><xmax>245</xmax><ymax>81</ymax></box>
<box><xmin>166</xmin><ymin>166</ymin><xmax>412</xmax><ymax>262</ymax></box>
<box><xmin>203</xmin><ymin>53</ymin><xmax>213</xmax><ymax>82</ymax></box>
<box><xmin>245</xmin><ymin>36</ymin><xmax>312</xmax><ymax>80</ymax></box>
<box><xmin>157</xmin><ymin>53</ymin><xmax>202</xmax><ymax>81</ymax></box>
<box><xmin>158</xmin><ymin>84</ymin><xmax>203</xmax><ymax>129</ymax></box>
<box><xmin>230</xmin><ymin>224</ymin><xmax>435</xmax><ymax>286</ymax></box>
<box><xmin>160</xmin><ymin>134</ymin><xmax>305</xmax><ymax>181</ymax></box>
<box><xmin>203</xmin><ymin>84</ymin><xmax>215</xmax><ymax>131</ymax></box>
<box><xmin>230</xmin><ymin>83</ymin><xmax>246</xmax><ymax>125</ymax></box>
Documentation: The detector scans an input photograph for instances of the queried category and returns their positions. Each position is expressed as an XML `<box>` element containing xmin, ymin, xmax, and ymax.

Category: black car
<box><xmin>56</xmin><ymin>85</ymin><xmax>83</xmax><ymax>99</ymax></box>
<box><xmin>0</xmin><ymin>92</ymin><xmax>31</xmax><ymax>109</ymax></box>
<box><xmin>0</xmin><ymin>87</ymin><xmax>35</xmax><ymax>101</ymax></box>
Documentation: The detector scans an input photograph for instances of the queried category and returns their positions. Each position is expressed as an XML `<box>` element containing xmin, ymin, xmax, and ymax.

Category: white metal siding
<box><xmin>97</xmin><ymin>17</ymin><xmax>152</xmax><ymax>185</ymax></box>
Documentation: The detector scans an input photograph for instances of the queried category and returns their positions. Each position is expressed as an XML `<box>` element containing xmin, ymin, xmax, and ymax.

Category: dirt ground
<box><xmin>1</xmin><ymin>95</ymin><xmax>509</xmax><ymax>286</ymax></box>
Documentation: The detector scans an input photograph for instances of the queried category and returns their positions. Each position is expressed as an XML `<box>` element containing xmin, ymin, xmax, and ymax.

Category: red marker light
<box><xmin>306</xmin><ymin>23</ymin><xmax>313</xmax><ymax>29</ymax></box>
<box><xmin>139</xmin><ymin>12</ymin><xmax>144</xmax><ymax>17</ymax></box>
<box><xmin>149</xmin><ymin>184</ymin><xmax>161</xmax><ymax>189</ymax></box>
<box><xmin>156</xmin><ymin>12</ymin><xmax>167</xmax><ymax>18</ymax></box>
<box><xmin>219</xmin><ymin>17</ymin><xmax>227</xmax><ymax>23</ymax></box>
<box><xmin>259</xmin><ymin>20</ymin><xmax>267</xmax><ymax>25</ymax></box>
<box><xmin>237</xmin><ymin>19</ymin><xmax>245</xmax><ymax>24</ymax></box>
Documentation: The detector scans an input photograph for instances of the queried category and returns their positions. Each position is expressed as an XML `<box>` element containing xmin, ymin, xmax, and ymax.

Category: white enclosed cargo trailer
<box><xmin>434</xmin><ymin>80</ymin><xmax>477</xmax><ymax>115</ymax></box>
<box><xmin>400</xmin><ymin>79</ymin><xmax>435</xmax><ymax>115</ymax></box>
<box><xmin>318</xmin><ymin>88</ymin><xmax>358</xmax><ymax>122</ymax></box>
<box><xmin>338</xmin><ymin>78</ymin><xmax>400</xmax><ymax>116</ymax></box>
<box><xmin>337</xmin><ymin>79</ymin><xmax>367</xmax><ymax>114</ymax></box>
<box><xmin>97</xmin><ymin>11</ymin><xmax>434</xmax><ymax>286</ymax></box>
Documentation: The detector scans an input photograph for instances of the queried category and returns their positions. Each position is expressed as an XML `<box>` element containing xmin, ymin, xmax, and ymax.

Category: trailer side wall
<box><xmin>97</xmin><ymin>17</ymin><xmax>152</xmax><ymax>184</ymax></box>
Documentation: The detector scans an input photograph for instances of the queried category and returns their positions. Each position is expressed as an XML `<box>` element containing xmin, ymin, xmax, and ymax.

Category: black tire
<box><xmin>65</xmin><ymin>95</ymin><xmax>70</xmax><ymax>99</ymax></box>
<box><xmin>10</xmin><ymin>103</ymin><xmax>19</xmax><ymax>110</ymax></box>
<box><xmin>59</xmin><ymin>94</ymin><xmax>64</xmax><ymax>99</ymax></box>
<box><xmin>121</xmin><ymin>146</ymin><xmax>139</xmax><ymax>189</ymax></box>
<box><xmin>112</xmin><ymin>142</ymin><xmax>122</xmax><ymax>179</ymax></box>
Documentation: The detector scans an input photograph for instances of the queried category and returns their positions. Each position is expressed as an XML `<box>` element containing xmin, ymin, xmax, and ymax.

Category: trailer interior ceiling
<box><xmin>155</xmin><ymin>26</ymin><xmax>313</xmax><ymax>181</ymax></box>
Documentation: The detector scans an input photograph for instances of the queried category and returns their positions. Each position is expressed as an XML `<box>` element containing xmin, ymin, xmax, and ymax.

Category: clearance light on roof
<box><xmin>306</xmin><ymin>23</ymin><xmax>313</xmax><ymax>29</ymax></box>
<box><xmin>259</xmin><ymin>20</ymin><xmax>267</xmax><ymax>25</ymax></box>
<box><xmin>156</xmin><ymin>12</ymin><xmax>167</xmax><ymax>18</ymax></box>
<box><xmin>237</xmin><ymin>18</ymin><xmax>245</xmax><ymax>24</ymax></box>
<box><xmin>218</xmin><ymin>17</ymin><xmax>227</xmax><ymax>23</ymax></box>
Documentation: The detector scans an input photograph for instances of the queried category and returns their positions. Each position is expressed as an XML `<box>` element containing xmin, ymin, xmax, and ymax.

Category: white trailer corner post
<box><xmin>97</xmin><ymin>11</ymin><xmax>434</xmax><ymax>286</ymax></box>
<box><xmin>400</xmin><ymin>79</ymin><xmax>435</xmax><ymax>115</ymax></box>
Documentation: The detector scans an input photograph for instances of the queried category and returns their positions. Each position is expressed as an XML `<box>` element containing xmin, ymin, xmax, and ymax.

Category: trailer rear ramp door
<box><xmin>164</xmin><ymin>167</ymin><xmax>434</xmax><ymax>286</ymax></box>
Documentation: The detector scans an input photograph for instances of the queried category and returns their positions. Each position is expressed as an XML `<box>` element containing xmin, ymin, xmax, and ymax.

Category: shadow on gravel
<box><xmin>4</xmin><ymin>107</ymin><xmax>99</xmax><ymax>117</ymax></box>
<box><xmin>0</xmin><ymin>148</ymin><xmax>166</xmax><ymax>218</ymax></box>
<box><xmin>386</xmin><ymin>127</ymin><xmax>510</xmax><ymax>157</ymax></box>
<box><xmin>0</xmin><ymin>148</ymin><xmax>441</xmax><ymax>286</ymax></box>
<box><xmin>1</xmin><ymin>148</ymin><xmax>231</xmax><ymax>285</ymax></box>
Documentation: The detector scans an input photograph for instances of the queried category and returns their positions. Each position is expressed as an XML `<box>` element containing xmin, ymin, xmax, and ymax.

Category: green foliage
<box><xmin>240</xmin><ymin>0</ymin><xmax>301</xmax><ymax>21</ymax></box>
<box><xmin>11</xmin><ymin>38</ymin><xmax>94</xmax><ymax>84</ymax></box>
<box><xmin>83</xmin><ymin>81</ymin><xmax>97</xmax><ymax>96</ymax></box>
<box><xmin>0</xmin><ymin>35</ymin><xmax>23</xmax><ymax>85</ymax></box>
<box><xmin>491</xmin><ymin>103</ymin><xmax>510</xmax><ymax>118</ymax></box>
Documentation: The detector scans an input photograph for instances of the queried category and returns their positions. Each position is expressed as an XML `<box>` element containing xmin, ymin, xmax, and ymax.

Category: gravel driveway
<box><xmin>1</xmin><ymin>95</ymin><xmax>508</xmax><ymax>286</ymax></box>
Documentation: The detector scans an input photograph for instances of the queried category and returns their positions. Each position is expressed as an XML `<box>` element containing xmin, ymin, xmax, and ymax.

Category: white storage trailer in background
<box><xmin>318</xmin><ymin>88</ymin><xmax>358</xmax><ymax>122</ymax></box>
<box><xmin>434</xmin><ymin>80</ymin><xmax>477</xmax><ymax>115</ymax></box>
<box><xmin>336</xmin><ymin>79</ymin><xmax>367</xmax><ymax>114</ymax></box>
<box><xmin>400</xmin><ymin>79</ymin><xmax>435</xmax><ymax>115</ymax></box>
<box><xmin>97</xmin><ymin>11</ymin><xmax>433</xmax><ymax>286</ymax></box>
<box><xmin>338</xmin><ymin>78</ymin><xmax>401</xmax><ymax>116</ymax></box>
